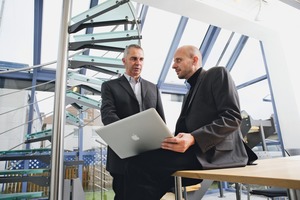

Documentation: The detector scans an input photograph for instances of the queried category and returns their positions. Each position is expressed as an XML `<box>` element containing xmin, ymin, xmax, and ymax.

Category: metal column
<box><xmin>49</xmin><ymin>0</ymin><xmax>72</xmax><ymax>199</ymax></box>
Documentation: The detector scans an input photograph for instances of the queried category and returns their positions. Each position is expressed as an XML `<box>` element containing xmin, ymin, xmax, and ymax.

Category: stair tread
<box><xmin>0</xmin><ymin>168</ymin><xmax>49</xmax><ymax>175</ymax></box>
<box><xmin>26</xmin><ymin>129</ymin><xmax>52</xmax><ymax>139</ymax></box>
<box><xmin>69</xmin><ymin>0</ymin><xmax>130</xmax><ymax>33</ymax></box>
<box><xmin>0</xmin><ymin>148</ymin><xmax>51</xmax><ymax>155</ymax></box>
<box><xmin>69</xmin><ymin>54</ymin><xmax>123</xmax><ymax>68</ymax></box>
<box><xmin>66</xmin><ymin>91</ymin><xmax>101</xmax><ymax>109</ymax></box>
<box><xmin>0</xmin><ymin>191</ymin><xmax>44</xmax><ymax>199</ymax></box>
<box><xmin>67</xmin><ymin>72</ymin><xmax>104</xmax><ymax>93</ymax></box>
<box><xmin>69</xmin><ymin>30</ymin><xmax>141</xmax><ymax>51</ymax></box>
<box><xmin>66</xmin><ymin>111</ymin><xmax>83</xmax><ymax>126</ymax></box>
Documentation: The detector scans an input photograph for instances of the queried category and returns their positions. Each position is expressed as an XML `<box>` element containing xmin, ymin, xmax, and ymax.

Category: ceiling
<box><xmin>133</xmin><ymin>0</ymin><xmax>300</xmax><ymax>41</ymax></box>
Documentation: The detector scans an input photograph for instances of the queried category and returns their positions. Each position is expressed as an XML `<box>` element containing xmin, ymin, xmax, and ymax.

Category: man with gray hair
<box><xmin>100</xmin><ymin>44</ymin><xmax>165</xmax><ymax>200</ymax></box>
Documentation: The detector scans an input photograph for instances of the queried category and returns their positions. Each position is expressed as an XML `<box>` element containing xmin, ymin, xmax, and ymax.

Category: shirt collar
<box><xmin>124</xmin><ymin>73</ymin><xmax>141</xmax><ymax>83</ymax></box>
<box><xmin>187</xmin><ymin>68</ymin><xmax>202</xmax><ymax>89</ymax></box>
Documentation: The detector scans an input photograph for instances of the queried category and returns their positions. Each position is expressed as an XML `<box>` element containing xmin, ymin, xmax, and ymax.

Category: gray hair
<box><xmin>123</xmin><ymin>44</ymin><xmax>143</xmax><ymax>58</ymax></box>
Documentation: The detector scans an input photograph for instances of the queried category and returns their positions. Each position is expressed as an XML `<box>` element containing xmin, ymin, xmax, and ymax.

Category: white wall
<box><xmin>0</xmin><ymin>89</ymin><xmax>29</xmax><ymax>169</ymax></box>
<box><xmin>0</xmin><ymin>1</ymin><xmax>34</xmax><ymax>65</ymax></box>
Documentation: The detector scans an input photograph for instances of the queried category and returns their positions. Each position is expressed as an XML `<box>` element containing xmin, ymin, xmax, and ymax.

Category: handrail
<box><xmin>0</xmin><ymin>49</ymin><xmax>87</xmax><ymax>74</ymax></box>
<box><xmin>0</xmin><ymin>110</ymin><xmax>53</xmax><ymax>136</ymax></box>
<box><xmin>0</xmin><ymin>80</ymin><xmax>55</xmax><ymax>98</ymax></box>
<box><xmin>0</xmin><ymin>95</ymin><xmax>53</xmax><ymax>117</ymax></box>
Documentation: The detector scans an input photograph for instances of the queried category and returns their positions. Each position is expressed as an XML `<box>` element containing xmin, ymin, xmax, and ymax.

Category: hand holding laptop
<box><xmin>162</xmin><ymin>132</ymin><xmax>195</xmax><ymax>153</ymax></box>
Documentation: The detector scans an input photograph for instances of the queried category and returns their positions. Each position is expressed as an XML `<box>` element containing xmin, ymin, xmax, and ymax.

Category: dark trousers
<box><xmin>123</xmin><ymin>147</ymin><xmax>202</xmax><ymax>200</ymax></box>
<box><xmin>110</xmin><ymin>173</ymin><xmax>125</xmax><ymax>200</ymax></box>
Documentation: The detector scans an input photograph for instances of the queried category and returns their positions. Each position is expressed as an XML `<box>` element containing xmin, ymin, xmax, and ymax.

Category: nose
<box><xmin>172</xmin><ymin>62</ymin><xmax>177</xmax><ymax>69</ymax></box>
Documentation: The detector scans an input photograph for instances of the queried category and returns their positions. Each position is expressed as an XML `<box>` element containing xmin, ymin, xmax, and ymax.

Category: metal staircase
<box><xmin>0</xmin><ymin>0</ymin><xmax>142</xmax><ymax>199</ymax></box>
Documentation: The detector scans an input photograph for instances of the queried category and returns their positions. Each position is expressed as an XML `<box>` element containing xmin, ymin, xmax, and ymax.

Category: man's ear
<box><xmin>193</xmin><ymin>56</ymin><xmax>199</xmax><ymax>66</ymax></box>
<box><xmin>122</xmin><ymin>57</ymin><xmax>126</xmax><ymax>64</ymax></box>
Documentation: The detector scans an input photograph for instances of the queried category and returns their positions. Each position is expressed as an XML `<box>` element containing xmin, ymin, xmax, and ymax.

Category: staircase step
<box><xmin>25</xmin><ymin>129</ymin><xmax>52</xmax><ymax>143</ymax></box>
<box><xmin>0</xmin><ymin>148</ymin><xmax>51</xmax><ymax>155</ymax></box>
<box><xmin>69</xmin><ymin>54</ymin><xmax>125</xmax><ymax>75</ymax></box>
<box><xmin>67</xmin><ymin>72</ymin><xmax>105</xmax><ymax>94</ymax></box>
<box><xmin>69</xmin><ymin>0</ymin><xmax>131</xmax><ymax>33</ymax></box>
<box><xmin>69</xmin><ymin>0</ymin><xmax>139</xmax><ymax>34</ymax></box>
<box><xmin>69</xmin><ymin>30</ymin><xmax>141</xmax><ymax>51</ymax></box>
<box><xmin>70</xmin><ymin>103</ymin><xmax>91</xmax><ymax>112</ymax></box>
<box><xmin>0</xmin><ymin>169</ymin><xmax>50</xmax><ymax>186</ymax></box>
<box><xmin>66</xmin><ymin>111</ymin><xmax>83</xmax><ymax>126</ymax></box>
<box><xmin>0</xmin><ymin>191</ymin><xmax>44</xmax><ymax>200</ymax></box>
<box><xmin>66</xmin><ymin>91</ymin><xmax>101</xmax><ymax>110</ymax></box>
<box><xmin>0</xmin><ymin>174</ymin><xmax>50</xmax><ymax>187</ymax></box>
<box><xmin>0</xmin><ymin>148</ymin><xmax>51</xmax><ymax>163</ymax></box>
<box><xmin>74</xmin><ymin>40</ymin><xmax>141</xmax><ymax>53</ymax></box>
<box><xmin>0</xmin><ymin>168</ymin><xmax>49</xmax><ymax>175</ymax></box>
<box><xmin>0</xmin><ymin>61</ymin><xmax>29</xmax><ymax>69</ymax></box>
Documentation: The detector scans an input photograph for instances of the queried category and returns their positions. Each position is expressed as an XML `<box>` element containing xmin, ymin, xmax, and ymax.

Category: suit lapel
<box><xmin>140</xmin><ymin>78</ymin><xmax>147</xmax><ymax>100</ymax></box>
<box><xmin>118</xmin><ymin>75</ymin><xmax>136</xmax><ymax>99</ymax></box>
<box><xmin>141</xmin><ymin>79</ymin><xmax>149</xmax><ymax>111</ymax></box>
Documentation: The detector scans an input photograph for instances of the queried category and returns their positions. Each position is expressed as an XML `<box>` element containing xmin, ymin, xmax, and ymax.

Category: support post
<box><xmin>49</xmin><ymin>0</ymin><xmax>72</xmax><ymax>199</ymax></box>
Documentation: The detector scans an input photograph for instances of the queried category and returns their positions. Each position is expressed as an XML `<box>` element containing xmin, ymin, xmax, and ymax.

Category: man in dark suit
<box><xmin>100</xmin><ymin>44</ymin><xmax>165</xmax><ymax>200</ymax></box>
<box><xmin>123</xmin><ymin>45</ymin><xmax>256</xmax><ymax>200</ymax></box>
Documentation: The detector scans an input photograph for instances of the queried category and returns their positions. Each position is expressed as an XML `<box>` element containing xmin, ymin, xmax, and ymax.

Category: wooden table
<box><xmin>173</xmin><ymin>155</ymin><xmax>300</xmax><ymax>200</ymax></box>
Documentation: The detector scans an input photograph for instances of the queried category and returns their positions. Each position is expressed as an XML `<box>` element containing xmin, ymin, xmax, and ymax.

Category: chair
<box><xmin>249</xmin><ymin>148</ymin><xmax>300</xmax><ymax>200</ymax></box>
<box><xmin>285</xmin><ymin>148</ymin><xmax>300</xmax><ymax>157</ymax></box>
<box><xmin>250</xmin><ymin>187</ymin><xmax>288</xmax><ymax>200</ymax></box>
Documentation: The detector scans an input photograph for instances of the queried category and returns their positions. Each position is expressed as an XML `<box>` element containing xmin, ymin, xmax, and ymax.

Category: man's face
<box><xmin>172</xmin><ymin>48</ymin><xmax>195</xmax><ymax>80</ymax></box>
<box><xmin>123</xmin><ymin>47</ymin><xmax>144</xmax><ymax>78</ymax></box>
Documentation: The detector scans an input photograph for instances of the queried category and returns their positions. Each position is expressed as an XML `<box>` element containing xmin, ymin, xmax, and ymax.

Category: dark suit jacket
<box><xmin>100</xmin><ymin>75</ymin><xmax>165</xmax><ymax>173</ymax></box>
<box><xmin>181</xmin><ymin>67</ymin><xmax>251</xmax><ymax>169</ymax></box>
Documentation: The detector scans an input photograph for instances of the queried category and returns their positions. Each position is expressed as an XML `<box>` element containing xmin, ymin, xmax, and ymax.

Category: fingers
<box><xmin>163</xmin><ymin>137</ymin><xmax>178</xmax><ymax>144</ymax></box>
<box><xmin>161</xmin><ymin>143</ymin><xmax>184</xmax><ymax>153</ymax></box>
<box><xmin>161</xmin><ymin>133</ymin><xmax>195</xmax><ymax>153</ymax></box>
<box><xmin>161</xmin><ymin>139</ymin><xmax>186</xmax><ymax>153</ymax></box>
<box><xmin>176</xmin><ymin>132</ymin><xmax>185</xmax><ymax>138</ymax></box>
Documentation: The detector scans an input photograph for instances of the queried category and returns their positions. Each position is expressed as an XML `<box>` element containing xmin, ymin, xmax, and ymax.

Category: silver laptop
<box><xmin>96</xmin><ymin>108</ymin><xmax>174</xmax><ymax>159</ymax></box>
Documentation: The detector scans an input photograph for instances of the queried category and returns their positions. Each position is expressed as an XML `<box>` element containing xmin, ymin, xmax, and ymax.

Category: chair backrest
<box><xmin>285</xmin><ymin>148</ymin><xmax>300</xmax><ymax>156</ymax></box>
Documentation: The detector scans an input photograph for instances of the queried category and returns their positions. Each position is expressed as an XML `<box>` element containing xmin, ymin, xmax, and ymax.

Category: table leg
<box><xmin>235</xmin><ymin>183</ymin><xmax>241</xmax><ymax>200</ymax></box>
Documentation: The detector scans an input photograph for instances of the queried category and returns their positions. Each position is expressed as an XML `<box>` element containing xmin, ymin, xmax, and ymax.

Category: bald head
<box><xmin>178</xmin><ymin>45</ymin><xmax>202</xmax><ymax>66</ymax></box>
<box><xmin>172</xmin><ymin>45</ymin><xmax>202</xmax><ymax>79</ymax></box>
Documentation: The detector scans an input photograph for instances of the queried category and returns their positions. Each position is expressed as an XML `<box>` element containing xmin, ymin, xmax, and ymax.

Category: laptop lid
<box><xmin>96</xmin><ymin>108</ymin><xmax>173</xmax><ymax>159</ymax></box>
